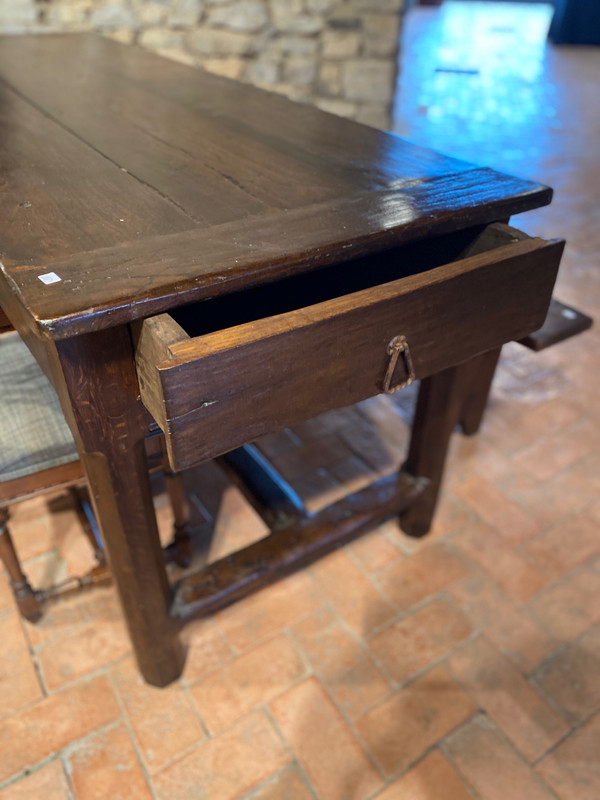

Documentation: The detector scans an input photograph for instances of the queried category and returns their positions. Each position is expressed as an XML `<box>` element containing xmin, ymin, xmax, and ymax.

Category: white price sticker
<box><xmin>38</xmin><ymin>272</ymin><xmax>62</xmax><ymax>285</ymax></box>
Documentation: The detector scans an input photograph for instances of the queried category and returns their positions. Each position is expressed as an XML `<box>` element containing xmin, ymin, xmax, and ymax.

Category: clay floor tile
<box><xmin>511</xmin><ymin>468</ymin><xmax>599</xmax><ymax>528</ymax></box>
<box><xmin>245</xmin><ymin>766</ymin><xmax>315</xmax><ymax>800</ymax></box>
<box><xmin>355</xmin><ymin>664</ymin><xmax>476</xmax><ymax>777</ymax></box>
<box><xmin>270</xmin><ymin>676</ymin><xmax>382</xmax><ymax>800</ymax></box>
<box><xmin>0</xmin><ymin>760</ymin><xmax>70</xmax><ymax>800</ymax></box>
<box><xmin>22</xmin><ymin>595</ymin><xmax>85</xmax><ymax>649</ymax></box>
<box><xmin>0</xmin><ymin>675</ymin><xmax>120</xmax><ymax>783</ymax></box>
<box><xmin>537</xmin><ymin>711</ymin><xmax>600</xmax><ymax>800</ymax></box>
<box><xmin>453</xmin><ymin>522</ymin><xmax>548</xmax><ymax>602</ymax></box>
<box><xmin>444</xmin><ymin>714</ymin><xmax>556</xmax><ymax>800</ymax></box>
<box><xmin>112</xmin><ymin>656</ymin><xmax>205</xmax><ymax>773</ymax></box>
<box><xmin>290</xmin><ymin>606</ymin><xmax>391</xmax><ymax>720</ymax></box>
<box><xmin>448</xmin><ymin>636</ymin><xmax>568</xmax><ymax>761</ymax></box>
<box><xmin>152</xmin><ymin>711</ymin><xmax>289</xmax><ymax>800</ymax></box>
<box><xmin>368</xmin><ymin>597</ymin><xmax>472</xmax><ymax>685</ymax></box>
<box><xmin>526</xmin><ymin>568</ymin><xmax>600</xmax><ymax>642</ymax></box>
<box><xmin>0</xmin><ymin>610</ymin><xmax>42</xmax><ymax>719</ymax></box>
<box><xmin>512</xmin><ymin>427</ymin><xmax>593</xmax><ymax>483</ymax></box>
<box><xmin>453</xmin><ymin>477</ymin><xmax>540</xmax><ymax>543</ymax></box>
<box><xmin>375</xmin><ymin>541</ymin><xmax>468</xmax><ymax>611</ymax></box>
<box><xmin>533</xmin><ymin>623</ymin><xmax>600</xmax><ymax>724</ymax></box>
<box><xmin>189</xmin><ymin>633</ymin><xmax>306</xmax><ymax>733</ymax></box>
<box><xmin>9</xmin><ymin>515</ymin><xmax>56</xmax><ymax>562</ymax></box>
<box><xmin>376</xmin><ymin>750</ymin><xmax>474</xmax><ymax>800</ymax></box>
<box><xmin>36</xmin><ymin>615</ymin><xmax>131</xmax><ymax>690</ymax></box>
<box><xmin>447</xmin><ymin>571</ymin><xmax>557</xmax><ymax>673</ymax></box>
<box><xmin>180</xmin><ymin>617</ymin><xmax>234</xmax><ymax>683</ymax></box>
<box><xmin>345</xmin><ymin>526</ymin><xmax>404</xmax><ymax>574</ymax></box>
<box><xmin>67</xmin><ymin>723</ymin><xmax>153</xmax><ymax>800</ymax></box>
<box><xmin>309</xmin><ymin>548</ymin><xmax>396</xmax><ymax>636</ymax></box>
<box><xmin>215</xmin><ymin>570</ymin><xmax>322</xmax><ymax>651</ymax></box>
<box><xmin>523</xmin><ymin>514</ymin><xmax>600</xmax><ymax>581</ymax></box>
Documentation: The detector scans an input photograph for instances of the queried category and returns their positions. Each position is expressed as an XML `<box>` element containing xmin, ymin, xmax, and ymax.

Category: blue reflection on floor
<box><xmin>393</xmin><ymin>2</ymin><xmax>556</xmax><ymax>176</ymax></box>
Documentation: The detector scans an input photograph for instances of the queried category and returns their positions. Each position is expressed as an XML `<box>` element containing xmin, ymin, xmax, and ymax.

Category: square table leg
<box><xmin>399</xmin><ymin>350</ymin><xmax>499</xmax><ymax>537</ymax></box>
<box><xmin>54</xmin><ymin>328</ymin><xmax>185</xmax><ymax>687</ymax></box>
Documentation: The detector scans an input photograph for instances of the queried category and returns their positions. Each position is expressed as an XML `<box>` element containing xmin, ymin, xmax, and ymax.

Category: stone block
<box><xmin>318</xmin><ymin>60</ymin><xmax>342</xmax><ymax>96</ymax></box>
<box><xmin>326</xmin><ymin>13</ymin><xmax>362</xmax><ymax>31</ymax></box>
<box><xmin>0</xmin><ymin>0</ymin><xmax>37</xmax><ymax>27</ymax></box>
<box><xmin>158</xmin><ymin>47</ymin><xmax>198</xmax><ymax>66</ymax></box>
<box><xmin>271</xmin><ymin>0</ymin><xmax>324</xmax><ymax>34</ymax></box>
<box><xmin>168</xmin><ymin>0</ymin><xmax>204</xmax><ymax>27</ymax></box>
<box><xmin>351</xmin><ymin>0</ymin><xmax>404</xmax><ymax>12</ymax></box>
<box><xmin>269</xmin><ymin>35</ymin><xmax>319</xmax><ymax>56</ymax></box>
<box><xmin>90</xmin><ymin>2</ymin><xmax>138</xmax><ymax>29</ymax></box>
<box><xmin>134</xmin><ymin>2</ymin><xmax>167</xmax><ymax>26</ymax></box>
<box><xmin>139</xmin><ymin>27</ymin><xmax>184</xmax><ymax>49</ymax></box>
<box><xmin>321</xmin><ymin>30</ymin><xmax>362</xmax><ymax>59</ymax></box>
<box><xmin>271</xmin><ymin>0</ymin><xmax>303</xmax><ymax>15</ymax></box>
<box><xmin>342</xmin><ymin>58</ymin><xmax>395</xmax><ymax>102</ymax></box>
<box><xmin>45</xmin><ymin>1</ymin><xmax>91</xmax><ymax>27</ymax></box>
<box><xmin>283</xmin><ymin>56</ymin><xmax>318</xmax><ymax>86</ymax></box>
<box><xmin>201</xmin><ymin>56</ymin><xmax>246</xmax><ymax>79</ymax></box>
<box><xmin>269</xmin><ymin>82</ymin><xmax>312</xmax><ymax>102</ymax></box>
<box><xmin>208</xmin><ymin>2</ymin><xmax>268</xmax><ymax>33</ymax></box>
<box><xmin>355</xmin><ymin>102</ymin><xmax>391</xmax><ymax>129</ymax></box>
<box><xmin>306</xmin><ymin>0</ymin><xmax>335</xmax><ymax>11</ymax></box>
<box><xmin>244</xmin><ymin>56</ymin><xmax>281</xmax><ymax>86</ymax></box>
<box><xmin>187</xmin><ymin>27</ymin><xmax>257</xmax><ymax>55</ymax></box>
<box><xmin>106</xmin><ymin>29</ymin><xmax>137</xmax><ymax>44</ymax></box>
<box><xmin>314</xmin><ymin>96</ymin><xmax>358</xmax><ymax>119</ymax></box>
<box><xmin>363</xmin><ymin>12</ymin><xmax>400</xmax><ymax>57</ymax></box>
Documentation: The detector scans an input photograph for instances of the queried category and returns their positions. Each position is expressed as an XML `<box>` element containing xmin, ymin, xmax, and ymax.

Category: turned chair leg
<box><xmin>0</xmin><ymin>507</ymin><xmax>43</xmax><ymax>622</ymax></box>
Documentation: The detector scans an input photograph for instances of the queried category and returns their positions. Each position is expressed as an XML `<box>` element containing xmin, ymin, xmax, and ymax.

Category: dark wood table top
<box><xmin>0</xmin><ymin>34</ymin><xmax>551</xmax><ymax>340</ymax></box>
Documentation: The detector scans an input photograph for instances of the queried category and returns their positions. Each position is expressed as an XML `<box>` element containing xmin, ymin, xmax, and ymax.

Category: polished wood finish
<box><xmin>136</xmin><ymin>226</ymin><xmax>562</xmax><ymax>471</ymax></box>
<box><xmin>0</xmin><ymin>35</ymin><xmax>552</xmax><ymax>341</ymax></box>
<box><xmin>51</xmin><ymin>327</ymin><xmax>186</xmax><ymax>686</ymax></box>
<box><xmin>0</xmin><ymin>308</ymin><xmax>13</xmax><ymax>333</ymax></box>
<box><xmin>457</xmin><ymin>297</ymin><xmax>593</xmax><ymax>438</ymax></box>
<box><xmin>5</xmin><ymin>172</ymin><xmax>552</xmax><ymax>339</ymax></box>
<box><xmin>0</xmin><ymin>34</ymin><xmax>563</xmax><ymax>685</ymax></box>
<box><xmin>0</xmin><ymin>460</ymin><xmax>84</xmax><ymax>504</ymax></box>
<box><xmin>519</xmin><ymin>297</ymin><xmax>593</xmax><ymax>351</ymax></box>
<box><xmin>458</xmin><ymin>348</ymin><xmax>503</xmax><ymax>437</ymax></box>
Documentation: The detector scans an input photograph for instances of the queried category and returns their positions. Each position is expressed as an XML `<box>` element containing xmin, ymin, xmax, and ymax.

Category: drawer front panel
<box><xmin>136</xmin><ymin>234</ymin><xmax>562</xmax><ymax>471</ymax></box>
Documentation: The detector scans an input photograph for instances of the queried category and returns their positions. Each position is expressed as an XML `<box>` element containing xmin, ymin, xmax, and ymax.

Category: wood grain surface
<box><xmin>135</xmin><ymin>227</ymin><xmax>563</xmax><ymax>470</ymax></box>
<box><xmin>0</xmin><ymin>34</ymin><xmax>553</xmax><ymax>340</ymax></box>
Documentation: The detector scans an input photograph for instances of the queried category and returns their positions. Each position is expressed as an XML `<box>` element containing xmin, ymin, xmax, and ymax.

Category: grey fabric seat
<box><xmin>0</xmin><ymin>332</ymin><xmax>78</xmax><ymax>483</ymax></box>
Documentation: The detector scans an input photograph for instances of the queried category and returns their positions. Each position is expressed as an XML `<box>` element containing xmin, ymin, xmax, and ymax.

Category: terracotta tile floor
<box><xmin>1</xmin><ymin>3</ymin><xmax>599</xmax><ymax>798</ymax></box>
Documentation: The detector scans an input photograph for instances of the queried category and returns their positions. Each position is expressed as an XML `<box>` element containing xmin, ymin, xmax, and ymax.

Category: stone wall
<box><xmin>0</xmin><ymin>0</ymin><xmax>403</xmax><ymax>128</ymax></box>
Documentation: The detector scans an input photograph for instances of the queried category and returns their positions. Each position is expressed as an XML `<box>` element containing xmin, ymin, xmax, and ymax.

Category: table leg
<box><xmin>458</xmin><ymin>347</ymin><xmax>502</xmax><ymax>435</ymax></box>
<box><xmin>399</xmin><ymin>357</ymin><xmax>477</xmax><ymax>537</ymax></box>
<box><xmin>54</xmin><ymin>328</ymin><xmax>185</xmax><ymax>687</ymax></box>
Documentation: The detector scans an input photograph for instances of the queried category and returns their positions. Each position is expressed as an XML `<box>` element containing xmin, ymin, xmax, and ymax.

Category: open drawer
<box><xmin>134</xmin><ymin>223</ymin><xmax>563</xmax><ymax>471</ymax></box>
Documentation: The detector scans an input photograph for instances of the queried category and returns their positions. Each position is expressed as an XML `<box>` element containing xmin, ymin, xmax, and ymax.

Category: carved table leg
<box><xmin>53</xmin><ymin>328</ymin><xmax>185</xmax><ymax>687</ymax></box>
<box><xmin>0</xmin><ymin>507</ymin><xmax>42</xmax><ymax>622</ymax></box>
<box><xmin>399</xmin><ymin>360</ymin><xmax>474</xmax><ymax>538</ymax></box>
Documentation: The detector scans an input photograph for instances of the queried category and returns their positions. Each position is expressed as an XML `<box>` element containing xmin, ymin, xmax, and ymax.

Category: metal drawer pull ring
<box><xmin>382</xmin><ymin>335</ymin><xmax>415</xmax><ymax>394</ymax></box>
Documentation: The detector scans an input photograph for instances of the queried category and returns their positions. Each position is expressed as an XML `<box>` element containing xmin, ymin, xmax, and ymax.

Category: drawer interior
<box><xmin>169</xmin><ymin>223</ymin><xmax>526</xmax><ymax>338</ymax></box>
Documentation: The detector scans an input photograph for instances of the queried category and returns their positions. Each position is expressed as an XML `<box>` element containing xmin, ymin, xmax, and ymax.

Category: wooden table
<box><xmin>0</xmin><ymin>34</ymin><xmax>564</xmax><ymax>686</ymax></box>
